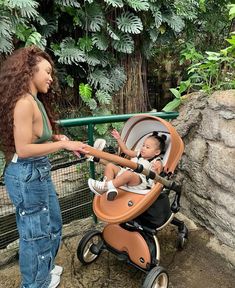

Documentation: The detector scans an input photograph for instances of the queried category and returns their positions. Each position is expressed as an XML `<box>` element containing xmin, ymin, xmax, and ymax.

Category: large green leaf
<box><xmin>86</xmin><ymin>3</ymin><xmax>105</xmax><ymax>32</ymax></box>
<box><xmin>116</xmin><ymin>12</ymin><xmax>143</xmax><ymax>34</ymax></box>
<box><xmin>92</xmin><ymin>32</ymin><xmax>109</xmax><ymax>50</ymax></box>
<box><xmin>96</xmin><ymin>90</ymin><xmax>112</xmax><ymax>105</ymax></box>
<box><xmin>56</xmin><ymin>38</ymin><xmax>86</xmax><ymax>65</ymax></box>
<box><xmin>79</xmin><ymin>83</ymin><xmax>92</xmax><ymax>102</ymax></box>
<box><xmin>112</xmin><ymin>33</ymin><xmax>134</xmax><ymax>53</ymax></box>
<box><xmin>125</xmin><ymin>0</ymin><xmax>149</xmax><ymax>11</ymax></box>
<box><xmin>104</xmin><ymin>0</ymin><xmax>124</xmax><ymax>8</ymax></box>
<box><xmin>55</xmin><ymin>0</ymin><xmax>80</xmax><ymax>7</ymax></box>
<box><xmin>162</xmin><ymin>98</ymin><xmax>181</xmax><ymax>112</ymax></box>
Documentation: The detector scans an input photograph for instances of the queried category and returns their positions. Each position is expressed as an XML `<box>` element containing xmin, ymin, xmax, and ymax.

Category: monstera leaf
<box><xmin>116</xmin><ymin>12</ymin><xmax>143</xmax><ymax>34</ymax></box>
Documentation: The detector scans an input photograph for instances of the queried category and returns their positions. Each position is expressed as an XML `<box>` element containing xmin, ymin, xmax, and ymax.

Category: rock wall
<box><xmin>172</xmin><ymin>90</ymin><xmax>235</xmax><ymax>249</ymax></box>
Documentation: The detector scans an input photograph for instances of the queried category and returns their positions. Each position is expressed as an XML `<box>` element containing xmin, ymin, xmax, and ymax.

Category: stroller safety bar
<box><xmin>86</xmin><ymin>146</ymin><xmax>181</xmax><ymax>194</ymax></box>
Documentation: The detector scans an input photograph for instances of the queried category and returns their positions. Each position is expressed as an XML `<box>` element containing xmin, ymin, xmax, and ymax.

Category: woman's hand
<box><xmin>53</xmin><ymin>134</ymin><xmax>69</xmax><ymax>141</ymax></box>
<box><xmin>111</xmin><ymin>129</ymin><xmax>121</xmax><ymax>140</ymax></box>
<box><xmin>63</xmin><ymin>141</ymin><xmax>89</xmax><ymax>155</ymax></box>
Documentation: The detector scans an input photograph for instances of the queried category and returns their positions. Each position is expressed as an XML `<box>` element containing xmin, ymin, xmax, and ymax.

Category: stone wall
<box><xmin>172</xmin><ymin>90</ymin><xmax>235</xmax><ymax>249</ymax></box>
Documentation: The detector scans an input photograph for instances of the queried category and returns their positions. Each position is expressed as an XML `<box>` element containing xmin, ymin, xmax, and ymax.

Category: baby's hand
<box><xmin>152</xmin><ymin>160</ymin><xmax>163</xmax><ymax>174</ymax></box>
<box><xmin>111</xmin><ymin>129</ymin><xmax>121</xmax><ymax>140</ymax></box>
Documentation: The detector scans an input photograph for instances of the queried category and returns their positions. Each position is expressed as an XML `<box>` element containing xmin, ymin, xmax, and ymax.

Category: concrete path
<box><xmin>0</xmin><ymin>216</ymin><xmax>234</xmax><ymax>288</ymax></box>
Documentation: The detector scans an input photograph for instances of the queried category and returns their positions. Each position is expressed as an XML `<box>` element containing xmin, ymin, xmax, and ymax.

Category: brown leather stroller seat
<box><xmin>77</xmin><ymin>115</ymin><xmax>188</xmax><ymax>288</ymax></box>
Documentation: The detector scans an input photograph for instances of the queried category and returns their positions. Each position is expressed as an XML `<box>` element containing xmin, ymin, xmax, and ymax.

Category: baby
<box><xmin>88</xmin><ymin>130</ymin><xmax>166</xmax><ymax>201</ymax></box>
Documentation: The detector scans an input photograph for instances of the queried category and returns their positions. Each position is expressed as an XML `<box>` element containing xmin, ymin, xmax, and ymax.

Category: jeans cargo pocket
<box><xmin>36</xmin><ymin>162</ymin><xmax>51</xmax><ymax>181</ymax></box>
<box><xmin>19</xmin><ymin>205</ymin><xmax>50</xmax><ymax>241</ymax></box>
<box><xmin>35</xmin><ymin>250</ymin><xmax>53</xmax><ymax>282</ymax></box>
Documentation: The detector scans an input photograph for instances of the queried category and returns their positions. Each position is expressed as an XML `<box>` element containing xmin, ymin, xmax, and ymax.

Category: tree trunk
<box><xmin>114</xmin><ymin>51</ymin><xmax>149</xmax><ymax>114</ymax></box>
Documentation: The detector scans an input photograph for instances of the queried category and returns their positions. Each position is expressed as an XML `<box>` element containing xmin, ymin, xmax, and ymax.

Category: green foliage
<box><xmin>125</xmin><ymin>0</ymin><xmax>149</xmax><ymax>11</ymax></box>
<box><xmin>104</xmin><ymin>0</ymin><xmax>124</xmax><ymax>8</ymax></box>
<box><xmin>55</xmin><ymin>0</ymin><xmax>81</xmax><ymax>8</ymax></box>
<box><xmin>79</xmin><ymin>83</ymin><xmax>93</xmax><ymax>102</ymax></box>
<box><xmin>96</xmin><ymin>90</ymin><xmax>112</xmax><ymax>105</ymax></box>
<box><xmin>112</xmin><ymin>32</ymin><xmax>134</xmax><ymax>53</ymax></box>
<box><xmin>117</xmin><ymin>12</ymin><xmax>143</xmax><ymax>34</ymax></box>
<box><xmin>54</xmin><ymin>38</ymin><xmax>86</xmax><ymax>65</ymax></box>
<box><xmin>1</xmin><ymin>0</ymin><xmax>232</xmax><ymax>134</ymax></box>
<box><xmin>162</xmin><ymin>80</ymin><xmax>191</xmax><ymax>112</ymax></box>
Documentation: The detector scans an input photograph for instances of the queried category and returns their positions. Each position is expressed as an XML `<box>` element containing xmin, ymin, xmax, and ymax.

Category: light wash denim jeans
<box><xmin>4</xmin><ymin>156</ymin><xmax>62</xmax><ymax>288</ymax></box>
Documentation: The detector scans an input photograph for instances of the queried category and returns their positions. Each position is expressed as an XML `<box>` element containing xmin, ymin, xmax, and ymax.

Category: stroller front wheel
<box><xmin>142</xmin><ymin>266</ymin><xmax>169</xmax><ymax>288</ymax></box>
<box><xmin>77</xmin><ymin>230</ymin><xmax>103</xmax><ymax>265</ymax></box>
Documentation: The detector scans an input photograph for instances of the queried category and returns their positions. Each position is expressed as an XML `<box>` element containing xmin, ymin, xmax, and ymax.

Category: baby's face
<box><xmin>140</xmin><ymin>137</ymin><xmax>160</xmax><ymax>159</ymax></box>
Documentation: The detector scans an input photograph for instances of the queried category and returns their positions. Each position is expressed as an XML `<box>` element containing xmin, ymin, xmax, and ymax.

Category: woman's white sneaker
<box><xmin>48</xmin><ymin>274</ymin><xmax>60</xmax><ymax>288</ymax></box>
<box><xmin>51</xmin><ymin>265</ymin><xmax>63</xmax><ymax>276</ymax></box>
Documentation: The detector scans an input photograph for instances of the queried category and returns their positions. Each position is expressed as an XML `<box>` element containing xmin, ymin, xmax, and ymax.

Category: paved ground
<box><xmin>0</xmin><ymin>215</ymin><xmax>234</xmax><ymax>288</ymax></box>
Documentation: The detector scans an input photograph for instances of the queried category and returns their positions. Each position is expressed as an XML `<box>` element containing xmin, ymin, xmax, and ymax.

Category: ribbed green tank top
<box><xmin>33</xmin><ymin>96</ymin><xmax>53</xmax><ymax>143</ymax></box>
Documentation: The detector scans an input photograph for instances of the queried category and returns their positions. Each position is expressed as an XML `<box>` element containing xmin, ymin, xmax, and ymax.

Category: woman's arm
<box><xmin>13</xmin><ymin>99</ymin><xmax>88</xmax><ymax>158</ymax></box>
<box><xmin>111</xmin><ymin>129</ymin><xmax>137</xmax><ymax>158</ymax></box>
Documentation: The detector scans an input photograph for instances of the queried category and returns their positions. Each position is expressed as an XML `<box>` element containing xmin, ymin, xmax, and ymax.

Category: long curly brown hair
<box><xmin>0</xmin><ymin>45</ymin><xmax>61</xmax><ymax>161</ymax></box>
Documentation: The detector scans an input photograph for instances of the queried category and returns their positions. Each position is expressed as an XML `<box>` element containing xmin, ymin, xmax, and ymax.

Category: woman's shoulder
<box><xmin>14</xmin><ymin>95</ymin><xmax>35</xmax><ymax>115</ymax></box>
<box><xmin>15</xmin><ymin>94</ymin><xmax>34</xmax><ymax>107</ymax></box>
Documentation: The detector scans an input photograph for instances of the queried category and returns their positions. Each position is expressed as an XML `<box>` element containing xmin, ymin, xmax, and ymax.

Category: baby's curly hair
<box><xmin>148</xmin><ymin>131</ymin><xmax>167</xmax><ymax>154</ymax></box>
<box><xmin>0</xmin><ymin>45</ymin><xmax>60</xmax><ymax>161</ymax></box>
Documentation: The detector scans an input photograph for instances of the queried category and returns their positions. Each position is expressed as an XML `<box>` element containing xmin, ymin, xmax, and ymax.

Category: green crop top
<box><xmin>33</xmin><ymin>96</ymin><xmax>53</xmax><ymax>143</ymax></box>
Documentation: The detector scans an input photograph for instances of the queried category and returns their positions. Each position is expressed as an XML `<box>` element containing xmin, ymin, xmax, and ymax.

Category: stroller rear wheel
<box><xmin>77</xmin><ymin>230</ymin><xmax>103</xmax><ymax>264</ymax></box>
<box><xmin>143</xmin><ymin>266</ymin><xmax>169</xmax><ymax>288</ymax></box>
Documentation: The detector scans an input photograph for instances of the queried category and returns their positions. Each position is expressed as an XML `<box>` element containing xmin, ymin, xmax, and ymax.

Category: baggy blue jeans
<box><xmin>4</xmin><ymin>156</ymin><xmax>62</xmax><ymax>288</ymax></box>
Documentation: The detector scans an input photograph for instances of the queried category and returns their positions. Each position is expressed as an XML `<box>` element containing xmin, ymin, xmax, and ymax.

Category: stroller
<box><xmin>77</xmin><ymin>115</ymin><xmax>188</xmax><ymax>288</ymax></box>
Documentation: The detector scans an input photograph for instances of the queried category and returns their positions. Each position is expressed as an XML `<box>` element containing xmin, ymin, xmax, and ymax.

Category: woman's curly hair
<box><xmin>0</xmin><ymin>45</ymin><xmax>60</xmax><ymax>161</ymax></box>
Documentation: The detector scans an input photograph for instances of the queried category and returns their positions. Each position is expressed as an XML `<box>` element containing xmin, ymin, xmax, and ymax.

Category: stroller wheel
<box><xmin>77</xmin><ymin>230</ymin><xmax>103</xmax><ymax>265</ymax></box>
<box><xmin>142</xmin><ymin>266</ymin><xmax>169</xmax><ymax>288</ymax></box>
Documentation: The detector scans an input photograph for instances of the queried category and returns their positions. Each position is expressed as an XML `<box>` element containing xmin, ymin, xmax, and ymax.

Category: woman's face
<box><xmin>31</xmin><ymin>58</ymin><xmax>53</xmax><ymax>94</ymax></box>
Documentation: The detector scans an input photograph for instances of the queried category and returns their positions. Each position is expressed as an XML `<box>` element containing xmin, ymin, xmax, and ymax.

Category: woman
<box><xmin>0</xmin><ymin>46</ymin><xmax>88</xmax><ymax>288</ymax></box>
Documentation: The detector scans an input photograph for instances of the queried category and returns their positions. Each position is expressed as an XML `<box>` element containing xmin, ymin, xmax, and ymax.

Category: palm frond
<box><xmin>125</xmin><ymin>0</ymin><xmax>150</xmax><ymax>11</ymax></box>
<box><xmin>116</xmin><ymin>12</ymin><xmax>143</xmax><ymax>34</ymax></box>
<box><xmin>104</xmin><ymin>0</ymin><xmax>124</xmax><ymax>8</ymax></box>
